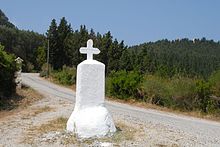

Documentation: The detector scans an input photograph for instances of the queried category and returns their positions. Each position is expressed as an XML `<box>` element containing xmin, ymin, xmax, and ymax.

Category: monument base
<box><xmin>67</xmin><ymin>106</ymin><xmax>116</xmax><ymax>138</ymax></box>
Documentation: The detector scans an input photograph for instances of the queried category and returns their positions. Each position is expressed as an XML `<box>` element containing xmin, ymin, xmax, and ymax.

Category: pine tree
<box><xmin>36</xmin><ymin>46</ymin><xmax>46</xmax><ymax>70</ymax></box>
<box><xmin>46</xmin><ymin>19</ymin><xmax>58</xmax><ymax>69</ymax></box>
<box><xmin>56</xmin><ymin>17</ymin><xmax>72</xmax><ymax>69</ymax></box>
<box><xmin>98</xmin><ymin>31</ymin><xmax>112</xmax><ymax>74</ymax></box>
<box><xmin>119</xmin><ymin>49</ymin><xmax>133</xmax><ymax>71</ymax></box>
<box><xmin>107</xmin><ymin>39</ymin><xmax>124</xmax><ymax>73</ymax></box>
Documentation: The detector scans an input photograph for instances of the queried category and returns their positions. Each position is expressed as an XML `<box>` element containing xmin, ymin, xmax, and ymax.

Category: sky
<box><xmin>1</xmin><ymin>0</ymin><xmax>220</xmax><ymax>46</ymax></box>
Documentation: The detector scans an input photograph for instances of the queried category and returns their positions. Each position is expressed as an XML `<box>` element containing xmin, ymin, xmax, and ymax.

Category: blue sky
<box><xmin>1</xmin><ymin>0</ymin><xmax>220</xmax><ymax>46</ymax></box>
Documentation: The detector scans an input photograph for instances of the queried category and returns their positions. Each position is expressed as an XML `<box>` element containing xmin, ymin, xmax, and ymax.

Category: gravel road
<box><xmin>21</xmin><ymin>73</ymin><xmax>220</xmax><ymax>146</ymax></box>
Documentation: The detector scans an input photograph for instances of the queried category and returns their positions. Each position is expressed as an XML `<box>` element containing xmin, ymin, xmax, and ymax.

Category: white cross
<box><xmin>80</xmin><ymin>39</ymin><xmax>100</xmax><ymax>60</ymax></box>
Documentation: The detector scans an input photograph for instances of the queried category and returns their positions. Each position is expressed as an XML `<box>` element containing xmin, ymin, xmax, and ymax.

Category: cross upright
<box><xmin>80</xmin><ymin>39</ymin><xmax>100</xmax><ymax>60</ymax></box>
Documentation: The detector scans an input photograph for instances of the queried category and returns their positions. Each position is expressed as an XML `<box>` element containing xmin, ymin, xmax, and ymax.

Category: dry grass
<box><xmin>35</xmin><ymin>117</ymin><xmax>67</xmax><ymax>133</ymax></box>
<box><xmin>100</xmin><ymin>121</ymin><xmax>137</xmax><ymax>143</ymax></box>
<box><xmin>107</xmin><ymin>96</ymin><xmax>220</xmax><ymax>122</ymax></box>
<box><xmin>20</xmin><ymin>106</ymin><xmax>54</xmax><ymax>119</ymax></box>
<box><xmin>32</xmin><ymin>106</ymin><xmax>54</xmax><ymax>116</ymax></box>
<box><xmin>23</xmin><ymin>117</ymin><xmax>68</xmax><ymax>144</ymax></box>
<box><xmin>43</xmin><ymin>76</ymin><xmax>76</xmax><ymax>91</ymax></box>
<box><xmin>17</xmin><ymin>85</ymin><xmax>43</xmax><ymax>107</ymax></box>
<box><xmin>0</xmin><ymin>85</ymin><xmax>43</xmax><ymax>119</ymax></box>
<box><xmin>23</xmin><ymin>117</ymin><xmax>137</xmax><ymax>145</ymax></box>
<box><xmin>156</xmin><ymin>144</ymin><xmax>179</xmax><ymax>147</ymax></box>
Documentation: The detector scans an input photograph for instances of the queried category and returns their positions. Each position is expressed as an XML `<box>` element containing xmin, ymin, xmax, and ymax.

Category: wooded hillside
<box><xmin>128</xmin><ymin>39</ymin><xmax>220</xmax><ymax>78</ymax></box>
<box><xmin>0</xmin><ymin>9</ymin><xmax>46</xmax><ymax>72</ymax></box>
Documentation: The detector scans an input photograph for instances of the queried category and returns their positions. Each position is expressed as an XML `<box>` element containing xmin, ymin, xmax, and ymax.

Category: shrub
<box><xmin>142</xmin><ymin>75</ymin><xmax>173</xmax><ymax>107</ymax></box>
<box><xmin>209</xmin><ymin>70</ymin><xmax>220</xmax><ymax>97</ymax></box>
<box><xmin>169</xmin><ymin>76</ymin><xmax>197</xmax><ymax>110</ymax></box>
<box><xmin>39</xmin><ymin>63</ymin><xmax>51</xmax><ymax>77</ymax></box>
<box><xmin>195</xmin><ymin>80</ymin><xmax>212</xmax><ymax>113</ymax></box>
<box><xmin>51</xmin><ymin>65</ymin><xmax>76</xmax><ymax>85</ymax></box>
<box><xmin>142</xmin><ymin>75</ymin><xmax>199</xmax><ymax>110</ymax></box>
<box><xmin>25</xmin><ymin>61</ymin><xmax>34</xmax><ymax>72</ymax></box>
<box><xmin>0</xmin><ymin>45</ymin><xmax>17</xmax><ymax>97</ymax></box>
<box><xmin>106</xmin><ymin>70</ymin><xmax>143</xmax><ymax>99</ymax></box>
<box><xmin>106</xmin><ymin>69</ymin><xmax>219</xmax><ymax>114</ymax></box>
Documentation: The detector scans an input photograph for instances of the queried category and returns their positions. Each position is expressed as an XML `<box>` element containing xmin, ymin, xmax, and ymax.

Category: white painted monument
<box><xmin>15</xmin><ymin>57</ymin><xmax>23</xmax><ymax>89</ymax></box>
<box><xmin>67</xmin><ymin>39</ymin><xmax>116</xmax><ymax>138</ymax></box>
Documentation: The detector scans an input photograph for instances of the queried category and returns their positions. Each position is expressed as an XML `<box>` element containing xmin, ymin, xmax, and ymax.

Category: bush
<box><xmin>51</xmin><ymin>65</ymin><xmax>76</xmax><ymax>85</ymax></box>
<box><xmin>169</xmin><ymin>76</ymin><xmax>197</xmax><ymax>110</ymax></box>
<box><xmin>142</xmin><ymin>75</ymin><xmax>173</xmax><ymax>107</ymax></box>
<box><xmin>195</xmin><ymin>80</ymin><xmax>213</xmax><ymax>113</ymax></box>
<box><xmin>209</xmin><ymin>70</ymin><xmax>220</xmax><ymax>97</ymax></box>
<box><xmin>142</xmin><ymin>75</ymin><xmax>199</xmax><ymax>110</ymax></box>
<box><xmin>0</xmin><ymin>45</ymin><xmax>17</xmax><ymax>97</ymax></box>
<box><xmin>106</xmin><ymin>69</ymin><xmax>219</xmax><ymax>114</ymax></box>
<box><xmin>106</xmin><ymin>70</ymin><xmax>143</xmax><ymax>99</ymax></box>
<box><xmin>39</xmin><ymin>63</ymin><xmax>51</xmax><ymax>77</ymax></box>
<box><xmin>23</xmin><ymin>61</ymin><xmax>34</xmax><ymax>72</ymax></box>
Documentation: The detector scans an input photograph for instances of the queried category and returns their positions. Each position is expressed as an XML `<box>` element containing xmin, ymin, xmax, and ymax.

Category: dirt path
<box><xmin>1</xmin><ymin>73</ymin><xmax>220</xmax><ymax>146</ymax></box>
<box><xmin>0</xmin><ymin>87</ymin><xmax>73</xmax><ymax>147</ymax></box>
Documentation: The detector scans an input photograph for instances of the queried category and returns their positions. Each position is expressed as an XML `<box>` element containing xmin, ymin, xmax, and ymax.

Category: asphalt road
<box><xmin>22</xmin><ymin>73</ymin><xmax>220</xmax><ymax>146</ymax></box>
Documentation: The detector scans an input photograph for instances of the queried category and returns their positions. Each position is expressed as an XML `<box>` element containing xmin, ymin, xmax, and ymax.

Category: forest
<box><xmin>129</xmin><ymin>39</ymin><xmax>220</xmax><ymax>78</ymax></box>
<box><xmin>0</xmin><ymin>9</ymin><xmax>220</xmax><ymax>114</ymax></box>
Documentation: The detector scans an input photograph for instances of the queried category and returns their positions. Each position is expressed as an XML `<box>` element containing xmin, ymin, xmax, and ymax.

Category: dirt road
<box><xmin>21</xmin><ymin>73</ymin><xmax>220</xmax><ymax>146</ymax></box>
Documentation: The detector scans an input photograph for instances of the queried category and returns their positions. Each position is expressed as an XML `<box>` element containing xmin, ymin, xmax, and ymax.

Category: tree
<box><xmin>0</xmin><ymin>9</ymin><xmax>15</xmax><ymax>28</ymax></box>
<box><xmin>119</xmin><ymin>49</ymin><xmax>133</xmax><ymax>71</ymax></box>
<box><xmin>128</xmin><ymin>38</ymin><xmax>220</xmax><ymax>78</ymax></box>
<box><xmin>36</xmin><ymin>46</ymin><xmax>46</xmax><ymax>70</ymax></box>
<box><xmin>0</xmin><ymin>44</ymin><xmax>17</xmax><ymax>97</ymax></box>
<box><xmin>75</xmin><ymin>25</ymin><xmax>89</xmax><ymax>64</ymax></box>
<box><xmin>45</xmin><ymin>18</ymin><xmax>127</xmax><ymax>73</ymax></box>
<box><xmin>97</xmin><ymin>31</ymin><xmax>112</xmax><ymax>74</ymax></box>
<box><xmin>0</xmin><ymin>9</ymin><xmax>46</xmax><ymax>71</ymax></box>
<box><xmin>55</xmin><ymin>17</ymin><xmax>72</xmax><ymax>69</ymax></box>
<box><xmin>46</xmin><ymin>19</ymin><xmax>58</xmax><ymax>69</ymax></box>
<box><xmin>107</xmin><ymin>39</ymin><xmax>124</xmax><ymax>73</ymax></box>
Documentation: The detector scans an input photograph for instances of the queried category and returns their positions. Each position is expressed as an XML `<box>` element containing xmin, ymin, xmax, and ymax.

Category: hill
<box><xmin>128</xmin><ymin>38</ymin><xmax>220</xmax><ymax>78</ymax></box>
<box><xmin>0</xmin><ymin>9</ymin><xmax>46</xmax><ymax>71</ymax></box>
<box><xmin>0</xmin><ymin>9</ymin><xmax>15</xmax><ymax>28</ymax></box>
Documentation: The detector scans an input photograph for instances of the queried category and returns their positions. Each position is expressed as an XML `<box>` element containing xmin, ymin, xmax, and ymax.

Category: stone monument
<box><xmin>15</xmin><ymin>57</ymin><xmax>23</xmax><ymax>89</ymax></box>
<box><xmin>67</xmin><ymin>39</ymin><xmax>116</xmax><ymax>138</ymax></box>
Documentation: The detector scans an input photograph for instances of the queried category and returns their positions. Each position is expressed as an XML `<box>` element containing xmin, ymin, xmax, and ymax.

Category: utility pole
<box><xmin>47</xmin><ymin>39</ymin><xmax>49</xmax><ymax>78</ymax></box>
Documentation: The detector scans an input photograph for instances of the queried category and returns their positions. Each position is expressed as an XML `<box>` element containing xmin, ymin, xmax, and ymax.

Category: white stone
<box><xmin>15</xmin><ymin>57</ymin><xmax>23</xmax><ymax>89</ymax></box>
<box><xmin>67</xmin><ymin>39</ymin><xmax>116</xmax><ymax>138</ymax></box>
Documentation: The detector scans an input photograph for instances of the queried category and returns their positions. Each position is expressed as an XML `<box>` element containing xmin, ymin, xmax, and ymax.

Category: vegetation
<box><xmin>46</xmin><ymin>18</ymin><xmax>125</xmax><ymax>73</ymax></box>
<box><xmin>107</xmin><ymin>70</ymin><xmax>143</xmax><ymax>99</ymax></box>
<box><xmin>0</xmin><ymin>9</ymin><xmax>15</xmax><ymax>28</ymax></box>
<box><xmin>0</xmin><ymin>85</ymin><xmax>43</xmax><ymax>111</ymax></box>
<box><xmin>24</xmin><ymin>117</ymin><xmax>136</xmax><ymax>145</ymax></box>
<box><xmin>107</xmin><ymin>72</ymin><xmax>220</xmax><ymax>114</ymax></box>
<box><xmin>209</xmin><ymin>70</ymin><xmax>220</xmax><ymax>97</ymax></box>
<box><xmin>0</xmin><ymin>9</ymin><xmax>219</xmax><ymax>115</ymax></box>
<box><xmin>45</xmin><ymin>16</ymin><xmax>220</xmax><ymax>115</ymax></box>
<box><xmin>50</xmin><ymin>66</ymin><xmax>76</xmax><ymax>85</ymax></box>
<box><xmin>0</xmin><ymin>44</ymin><xmax>17</xmax><ymax>97</ymax></box>
<box><xmin>128</xmin><ymin>39</ymin><xmax>220</xmax><ymax>78</ymax></box>
<box><xmin>0</xmin><ymin>9</ymin><xmax>46</xmax><ymax>72</ymax></box>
